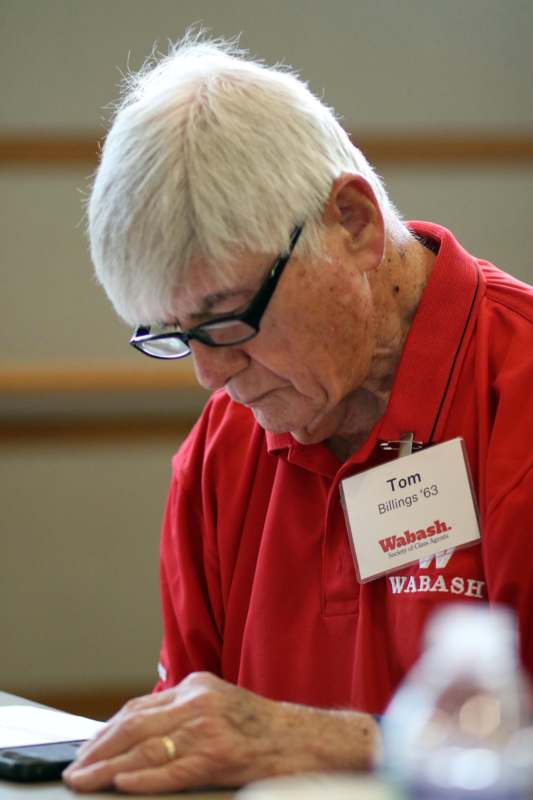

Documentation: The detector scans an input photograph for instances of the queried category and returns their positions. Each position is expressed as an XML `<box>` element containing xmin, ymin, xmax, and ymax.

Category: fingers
<box><xmin>64</xmin><ymin>732</ymin><xmax>181</xmax><ymax>792</ymax></box>
<box><xmin>113</xmin><ymin>755</ymin><xmax>211</xmax><ymax>795</ymax></box>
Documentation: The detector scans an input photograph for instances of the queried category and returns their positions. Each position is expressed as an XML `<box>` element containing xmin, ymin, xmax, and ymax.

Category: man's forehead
<box><xmin>192</xmin><ymin>286</ymin><xmax>252</xmax><ymax>315</ymax></box>
<box><xmin>171</xmin><ymin>251</ymin><xmax>269</xmax><ymax>319</ymax></box>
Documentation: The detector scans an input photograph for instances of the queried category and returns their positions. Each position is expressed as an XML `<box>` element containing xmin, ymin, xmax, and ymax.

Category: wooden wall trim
<box><xmin>0</xmin><ymin>362</ymin><xmax>206</xmax><ymax>443</ymax></box>
<box><xmin>0</xmin><ymin>416</ymin><xmax>198</xmax><ymax>443</ymax></box>
<box><xmin>0</xmin><ymin>360</ymin><xmax>200</xmax><ymax>393</ymax></box>
<box><xmin>0</xmin><ymin>134</ymin><xmax>101</xmax><ymax>166</ymax></box>
<box><xmin>2</xmin><ymin>131</ymin><xmax>533</xmax><ymax>167</ymax></box>
<box><xmin>355</xmin><ymin>132</ymin><xmax>533</xmax><ymax>163</ymax></box>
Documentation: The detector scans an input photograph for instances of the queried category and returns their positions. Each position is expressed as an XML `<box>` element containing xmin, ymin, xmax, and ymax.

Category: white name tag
<box><xmin>340</xmin><ymin>438</ymin><xmax>480</xmax><ymax>582</ymax></box>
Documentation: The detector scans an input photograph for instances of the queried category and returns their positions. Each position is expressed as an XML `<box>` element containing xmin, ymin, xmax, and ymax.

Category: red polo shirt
<box><xmin>155</xmin><ymin>222</ymin><xmax>533</xmax><ymax>714</ymax></box>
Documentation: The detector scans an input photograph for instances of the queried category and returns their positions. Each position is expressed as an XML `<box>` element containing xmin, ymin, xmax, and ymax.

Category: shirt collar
<box><xmin>378</xmin><ymin>221</ymin><xmax>480</xmax><ymax>445</ymax></box>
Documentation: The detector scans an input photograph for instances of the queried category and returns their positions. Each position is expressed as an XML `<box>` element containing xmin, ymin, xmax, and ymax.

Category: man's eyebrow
<box><xmin>187</xmin><ymin>287</ymin><xmax>252</xmax><ymax>321</ymax></box>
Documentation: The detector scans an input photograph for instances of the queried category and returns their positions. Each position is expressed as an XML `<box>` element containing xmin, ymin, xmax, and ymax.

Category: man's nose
<box><xmin>190</xmin><ymin>341</ymin><xmax>248</xmax><ymax>391</ymax></box>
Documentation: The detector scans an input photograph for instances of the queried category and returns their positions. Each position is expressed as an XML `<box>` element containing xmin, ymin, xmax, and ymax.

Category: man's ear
<box><xmin>323</xmin><ymin>174</ymin><xmax>385</xmax><ymax>272</ymax></box>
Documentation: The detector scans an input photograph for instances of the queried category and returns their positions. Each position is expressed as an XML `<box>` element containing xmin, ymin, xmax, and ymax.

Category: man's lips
<box><xmin>238</xmin><ymin>389</ymin><xmax>275</xmax><ymax>406</ymax></box>
<box><xmin>228</xmin><ymin>387</ymin><xmax>279</xmax><ymax>406</ymax></box>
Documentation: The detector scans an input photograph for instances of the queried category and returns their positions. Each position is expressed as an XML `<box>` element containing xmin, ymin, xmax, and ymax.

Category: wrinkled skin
<box><xmin>63</xmin><ymin>673</ymin><xmax>379</xmax><ymax>794</ymax></box>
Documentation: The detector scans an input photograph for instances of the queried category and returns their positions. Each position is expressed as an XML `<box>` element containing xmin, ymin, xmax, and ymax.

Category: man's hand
<box><xmin>63</xmin><ymin>672</ymin><xmax>380</xmax><ymax>794</ymax></box>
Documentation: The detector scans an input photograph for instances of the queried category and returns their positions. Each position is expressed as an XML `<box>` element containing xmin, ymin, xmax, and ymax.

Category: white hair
<box><xmin>88</xmin><ymin>33</ymin><xmax>406</xmax><ymax>325</ymax></box>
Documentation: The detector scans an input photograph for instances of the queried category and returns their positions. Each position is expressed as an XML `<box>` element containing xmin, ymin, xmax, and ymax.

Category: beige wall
<box><xmin>1</xmin><ymin>0</ymin><xmax>532</xmax><ymax>710</ymax></box>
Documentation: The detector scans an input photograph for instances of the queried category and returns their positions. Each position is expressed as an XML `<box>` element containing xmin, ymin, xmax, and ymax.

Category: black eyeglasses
<box><xmin>129</xmin><ymin>224</ymin><xmax>304</xmax><ymax>359</ymax></box>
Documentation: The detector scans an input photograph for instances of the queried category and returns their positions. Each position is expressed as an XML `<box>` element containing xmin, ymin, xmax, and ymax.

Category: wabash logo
<box><xmin>387</xmin><ymin>546</ymin><xmax>486</xmax><ymax>598</ymax></box>
<box><xmin>378</xmin><ymin>519</ymin><xmax>450</xmax><ymax>553</ymax></box>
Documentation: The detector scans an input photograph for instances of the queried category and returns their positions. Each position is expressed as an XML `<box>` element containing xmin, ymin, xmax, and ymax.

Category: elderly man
<box><xmin>65</xmin><ymin>35</ymin><xmax>533</xmax><ymax>794</ymax></box>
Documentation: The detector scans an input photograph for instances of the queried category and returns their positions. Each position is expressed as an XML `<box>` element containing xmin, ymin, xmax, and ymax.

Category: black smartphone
<box><xmin>0</xmin><ymin>739</ymin><xmax>86</xmax><ymax>782</ymax></box>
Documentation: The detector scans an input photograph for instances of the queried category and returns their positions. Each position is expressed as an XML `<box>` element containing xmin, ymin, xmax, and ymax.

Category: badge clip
<box><xmin>379</xmin><ymin>433</ymin><xmax>423</xmax><ymax>455</ymax></box>
<box><xmin>398</xmin><ymin>431</ymin><xmax>414</xmax><ymax>458</ymax></box>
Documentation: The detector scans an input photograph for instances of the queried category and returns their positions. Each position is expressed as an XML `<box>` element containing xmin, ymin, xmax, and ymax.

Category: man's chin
<box><xmin>247</xmin><ymin>404</ymin><xmax>299</xmax><ymax>436</ymax></box>
<box><xmin>250</xmin><ymin>407</ymin><xmax>293</xmax><ymax>434</ymax></box>
<box><xmin>289</xmin><ymin>426</ymin><xmax>328</xmax><ymax>446</ymax></box>
<box><xmin>250</xmin><ymin>408</ymin><xmax>330</xmax><ymax>445</ymax></box>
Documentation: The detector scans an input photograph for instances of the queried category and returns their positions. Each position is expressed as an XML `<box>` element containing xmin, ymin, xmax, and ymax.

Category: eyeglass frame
<box><xmin>129</xmin><ymin>223</ymin><xmax>304</xmax><ymax>360</ymax></box>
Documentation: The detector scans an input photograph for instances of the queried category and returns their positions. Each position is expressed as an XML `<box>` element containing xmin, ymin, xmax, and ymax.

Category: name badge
<box><xmin>340</xmin><ymin>437</ymin><xmax>480</xmax><ymax>582</ymax></box>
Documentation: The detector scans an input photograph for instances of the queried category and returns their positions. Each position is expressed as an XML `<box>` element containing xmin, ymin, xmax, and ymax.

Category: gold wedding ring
<box><xmin>161</xmin><ymin>734</ymin><xmax>177</xmax><ymax>761</ymax></box>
